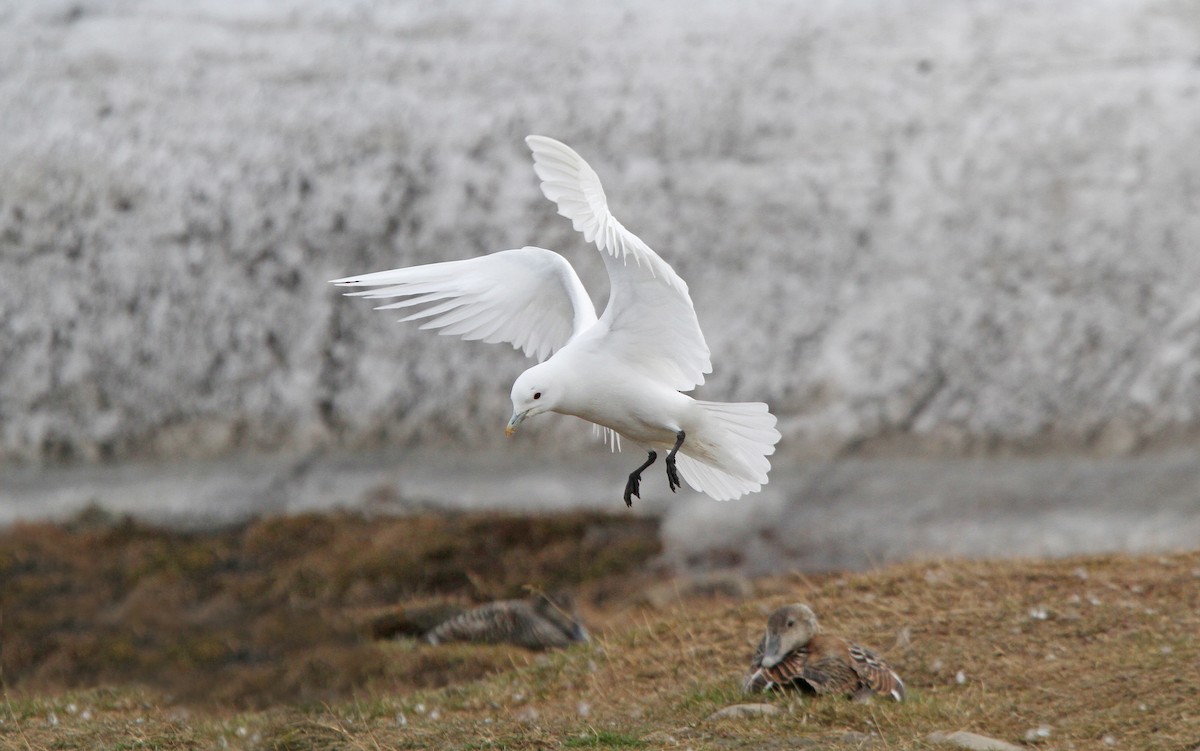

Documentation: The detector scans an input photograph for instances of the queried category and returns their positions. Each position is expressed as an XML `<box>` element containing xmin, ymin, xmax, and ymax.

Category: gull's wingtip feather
<box><xmin>526</xmin><ymin>133</ymin><xmax>561</xmax><ymax>145</ymax></box>
<box><xmin>525</xmin><ymin>134</ymin><xmax>559</xmax><ymax>152</ymax></box>
<box><xmin>527</xmin><ymin>135</ymin><xmax>582</xmax><ymax>164</ymax></box>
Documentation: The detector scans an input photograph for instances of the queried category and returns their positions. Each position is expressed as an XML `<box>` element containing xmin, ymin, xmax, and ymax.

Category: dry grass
<box><xmin>1</xmin><ymin>510</ymin><xmax>1198</xmax><ymax>750</ymax></box>
<box><xmin>0</xmin><ymin>509</ymin><xmax>660</xmax><ymax>707</ymax></box>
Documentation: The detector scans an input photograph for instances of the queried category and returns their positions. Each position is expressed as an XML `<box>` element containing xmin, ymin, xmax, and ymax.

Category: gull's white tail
<box><xmin>676</xmin><ymin>401</ymin><xmax>782</xmax><ymax>501</ymax></box>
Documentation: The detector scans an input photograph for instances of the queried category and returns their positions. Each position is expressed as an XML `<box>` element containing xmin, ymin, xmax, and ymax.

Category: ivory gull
<box><xmin>332</xmin><ymin>136</ymin><xmax>781</xmax><ymax>504</ymax></box>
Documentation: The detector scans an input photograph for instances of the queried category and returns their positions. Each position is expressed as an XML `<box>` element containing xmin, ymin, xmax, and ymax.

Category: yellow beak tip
<box><xmin>505</xmin><ymin>426</ymin><xmax>516</xmax><ymax>437</ymax></box>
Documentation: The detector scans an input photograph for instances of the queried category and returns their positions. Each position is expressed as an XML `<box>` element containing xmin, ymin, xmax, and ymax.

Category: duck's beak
<box><xmin>760</xmin><ymin>633</ymin><xmax>782</xmax><ymax>668</ymax></box>
<box><xmin>505</xmin><ymin>410</ymin><xmax>528</xmax><ymax>437</ymax></box>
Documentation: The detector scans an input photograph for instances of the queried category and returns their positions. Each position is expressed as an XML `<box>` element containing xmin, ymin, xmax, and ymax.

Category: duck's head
<box><xmin>533</xmin><ymin>591</ymin><xmax>589</xmax><ymax>643</ymax></box>
<box><xmin>760</xmin><ymin>603</ymin><xmax>820</xmax><ymax>668</ymax></box>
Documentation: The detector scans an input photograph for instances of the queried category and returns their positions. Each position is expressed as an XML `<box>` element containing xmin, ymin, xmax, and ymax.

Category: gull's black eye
<box><xmin>533</xmin><ymin>392</ymin><xmax>542</xmax><ymax>400</ymax></box>
<box><xmin>786</xmin><ymin>620</ymin><xmax>795</xmax><ymax>628</ymax></box>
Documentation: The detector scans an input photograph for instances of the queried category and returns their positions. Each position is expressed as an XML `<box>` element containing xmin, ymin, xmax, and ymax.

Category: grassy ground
<box><xmin>1</xmin><ymin>510</ymin><xmax>1198</xmax><ymax>750</ymax></box>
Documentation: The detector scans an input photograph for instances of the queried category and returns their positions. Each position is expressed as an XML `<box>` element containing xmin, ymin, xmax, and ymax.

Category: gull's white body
<box><xmin>332</xmin><ymin>136</ymin><xmax>781</xmax><ymax>501</ymax></box>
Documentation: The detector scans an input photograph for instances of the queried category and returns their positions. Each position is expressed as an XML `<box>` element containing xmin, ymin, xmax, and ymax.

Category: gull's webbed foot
<box><xmin>665</xmin><ymin>430</ymin><xmax>685</xmax><ymax>494</ymax></box>
<box><xmin>624</xmin><ymin>451</ymin><xmax>657</xmax><ymax>507</ymax></box>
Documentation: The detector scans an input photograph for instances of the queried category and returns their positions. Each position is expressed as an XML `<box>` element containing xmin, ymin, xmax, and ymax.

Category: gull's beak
<box><xmin>505</xmin><ymin>410</ymin><xmax>528</xmax><ymax>437</ymax></box>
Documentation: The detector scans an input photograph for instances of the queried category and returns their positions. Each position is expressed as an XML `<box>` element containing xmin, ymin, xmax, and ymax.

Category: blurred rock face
<box><xmin>2</xmin><ymin>1</ymin><xmax>1198</xmax><ymax>464</ymax></box>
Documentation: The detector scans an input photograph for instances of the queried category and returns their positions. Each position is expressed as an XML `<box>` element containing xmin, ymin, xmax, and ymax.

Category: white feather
<box><xmin>331</xmin><ymin>247</ymin><xmax>596</xmax><ymax>362</ymax></box>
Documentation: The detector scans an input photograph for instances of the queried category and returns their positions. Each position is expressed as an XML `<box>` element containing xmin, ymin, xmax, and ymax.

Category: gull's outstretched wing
<box><xmin>331</xmin><ymin>247</ymin><xmax>597</xmax><ymax>362</ymax></box>
<box><xmin>527</xmin><ymin>136</ymin><xmax>712</xmax><ymax>391</ymax></box>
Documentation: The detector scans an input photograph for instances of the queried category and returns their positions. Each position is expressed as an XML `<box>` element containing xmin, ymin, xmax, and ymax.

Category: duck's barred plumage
<box><xmin>742</xmin><ymin>603</ymin><xmax>905</xmax><ymax>701</ymax></box>
<box><xmin>368</xmin><ymin>602</ymin><xmax>467</xmax><ymax>640</ymax></box>
<box><xmin>744</xmin><ymin>633</ymin><xmax>906</xmax><ymax>700</ymax></box>
<box><xmin>423</xmin><ymin>592</ymin><xmax>589</xmax><ymax>651</ymax></box>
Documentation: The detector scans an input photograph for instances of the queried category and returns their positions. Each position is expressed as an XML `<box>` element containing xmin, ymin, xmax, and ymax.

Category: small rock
<box><xmin>927</xmin><ymin>730</ymin><xmax>1024</xmax><ymax>751</ymax></box>
<box><xmin>641</xmin><ymin>730</ymin><xmax>679</xmax><ymax>745</ymax></box>
<box><xmin>515</xmin><ymin>707</ymin><xmax>539</xmax><ymax>723</ymax></box>
<box><xmin>166</xmin><ymin>707</ymin><xmax>192</xmax><ymax>723</ymax></box>
<box><xmin>707</xmin><ymin>703</ymin><xmax>781</xmax><ymax>721</ymax></box>
<box><xmin>840</xmin><ymin>730</ymin><xmax>877</xmax><ymax>745</ymax></box>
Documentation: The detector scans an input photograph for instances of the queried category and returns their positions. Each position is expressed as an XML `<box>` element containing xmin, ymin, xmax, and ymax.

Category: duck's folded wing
<box><xmin>761</xmin><ymin>646</ymin><xmax>858</xmax><ymax>696</ymax></box>
<box><xmin>527</xmin><ymin>136</ymin><xmax>712</xmax><ymax>390</ymax></box>
<box><xmin>425</xmin><ymin>602</ymin><xmax>519</xmax><ymax>645</ymax></box>
<box><xmin>848</xmin><ymin>642</ymin><xmax>907</xmax><ymax>701</ymax></box>
<box><xmin>331</xmin><ymin>246</ymin><xmax>597</xmax><ymax>362</ymax></box>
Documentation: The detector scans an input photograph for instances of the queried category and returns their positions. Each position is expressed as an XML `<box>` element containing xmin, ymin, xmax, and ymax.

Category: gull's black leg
<box><xmin>665</xmin><ymin>430</ymin><xmax>686</xmax><ymax>493</ymax></box>
<box><xmin>624</xmin><ymin>451</ymin><xmax>657</xmax><ymax>507</ymax></box>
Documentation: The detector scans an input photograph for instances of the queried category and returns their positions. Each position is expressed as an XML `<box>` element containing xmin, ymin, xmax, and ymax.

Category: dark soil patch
<box><xmin>0</xmin><ymin>509</ymin><xmax>660</xmax><ymax>707</ymax></box>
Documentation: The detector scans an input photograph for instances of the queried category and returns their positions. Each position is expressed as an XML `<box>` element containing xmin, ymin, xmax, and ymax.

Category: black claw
<box><xmin>624</xmin><ymin>451</ymin><xmax>657</xmax><ymax>508</ymax></box>
<box><xmin>623</xmin><ymin>477</ymin><xmax>639</xmax><ymax>507</ymax></box>
<box><xmin>667</xmin><ymin>462</ymin><xmax>681</xmax><ymax>493</ymax></box>
<box><xmin>665</xmin><ymin>430</ymin><xmax>686</xmax><ymax>494</ymax></box>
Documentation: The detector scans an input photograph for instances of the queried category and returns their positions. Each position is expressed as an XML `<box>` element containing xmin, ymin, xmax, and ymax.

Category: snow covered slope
<box><xmin>2</xmin><ymin>0</ymin><xmax>1199</xmax><ymax>463</ymax></box>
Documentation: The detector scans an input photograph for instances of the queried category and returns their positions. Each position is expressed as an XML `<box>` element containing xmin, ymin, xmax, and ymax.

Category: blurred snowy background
<box><xmin>2</xmin><ymin>0</ymin><xmax>1199</xmax><ymax>569</ymax></box>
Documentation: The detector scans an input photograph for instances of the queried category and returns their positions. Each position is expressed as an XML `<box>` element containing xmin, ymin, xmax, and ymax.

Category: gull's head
<box><xmin>506</xmin><ymin>364</ymin><xmax>557</xmax><ymax>437</ymax></box>
<box><xmin>760</xmin><ymin>603</ymin><xmax>820</xmax><ymax>668</ymax></box>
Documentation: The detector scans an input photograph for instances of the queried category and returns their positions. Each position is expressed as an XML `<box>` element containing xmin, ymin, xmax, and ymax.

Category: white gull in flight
<box><xmin>331</xmin><ymin>136</ymin><xmax>781</xmax><ymax>504</ymax></box>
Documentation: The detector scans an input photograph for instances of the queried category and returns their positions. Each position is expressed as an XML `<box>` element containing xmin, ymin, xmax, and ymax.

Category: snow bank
<box><xmin>2</xmin><ymin>0</ymin><xmax>1199</xmax><ymax>463</ymax></box>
